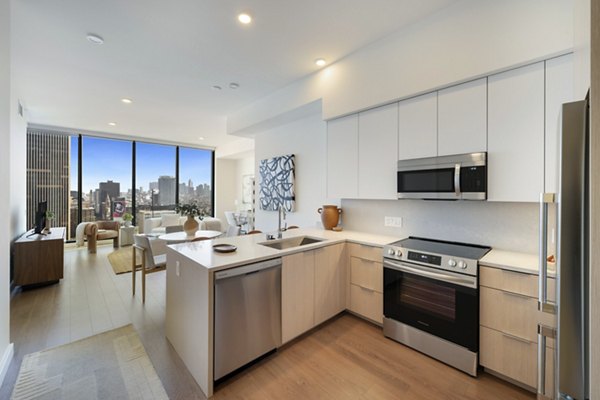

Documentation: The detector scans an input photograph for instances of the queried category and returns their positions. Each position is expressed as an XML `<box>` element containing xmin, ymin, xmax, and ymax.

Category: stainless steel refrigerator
<box><xmin>538</xmin><ymin>96</ymin><xmax>590</xmax><ymax>399</ymax></box>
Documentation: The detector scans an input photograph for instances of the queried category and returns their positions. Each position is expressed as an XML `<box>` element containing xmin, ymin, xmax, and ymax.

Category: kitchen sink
<box><xmin>258</xmin><ymin>236</ymin><xmax>325</xmax><ymax>250</ymax></box>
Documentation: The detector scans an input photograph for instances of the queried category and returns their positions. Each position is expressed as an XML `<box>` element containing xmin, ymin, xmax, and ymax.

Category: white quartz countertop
<box><xmin>480</xmin><ymin>249</ymin><xmax>556</xmax><ymax>276</ymax></box>
<box><xmin>168</xmin><ymin>228</ymin><xmax>398</xmax><ymax>272</ymax></box>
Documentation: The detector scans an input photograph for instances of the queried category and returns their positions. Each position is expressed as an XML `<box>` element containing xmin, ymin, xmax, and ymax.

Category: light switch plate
<box><xmin>384</xmin><ymin>216</ymin><xmax>403</xmax><ymax>228</ymax></box>
<box><xmin>176</xmin><ymin>261</ymin><xmax>180</xmax><ymax>277</ymax></box>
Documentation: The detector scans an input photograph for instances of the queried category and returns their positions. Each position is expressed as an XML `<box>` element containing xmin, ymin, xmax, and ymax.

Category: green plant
<box><xmin>175</xmin><ymin>202</ymin><xmax>205</xmax><ymax>220</ymax></box>
<box><xmin>123</xmin><ymin>212</ymin><xmax>133</xmax><ymax>221</ymax></box>
<box><xmin>46</xmin><ymin>211</ymin><xmax>55</xmax><ymax>220</ymax></box>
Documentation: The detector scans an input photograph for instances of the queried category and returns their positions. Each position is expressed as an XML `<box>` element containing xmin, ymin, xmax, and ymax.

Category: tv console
<box><xmin>14</xmin><ymin>227</ymin><xmax>65</xmax><ymax>287</ymax></box>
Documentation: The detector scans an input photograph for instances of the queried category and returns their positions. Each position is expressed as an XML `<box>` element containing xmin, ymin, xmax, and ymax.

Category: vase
<box><xmin>124</xmin><ymin>221</ymin><xmax>132</xmax><ymax>227</ymax></box>
<box><xmin>317</xmin><ymin>205</ymin><xmax>342</xmax><ymax>230</ymax></box>
<box><xmin>45</xmin><ymin>219</ymin><xmax>51</xmax><ymax>232</ymax></box>
<box><xmin>183</xmin><ymin>215</ymin><xmax>199</xmax><ymax>236</ymax></box>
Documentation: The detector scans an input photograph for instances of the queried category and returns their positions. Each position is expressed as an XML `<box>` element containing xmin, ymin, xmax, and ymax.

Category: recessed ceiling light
<box><xmin>229</xmin><ymin>82</ymin><xmax>240</xmax><ymax>89</ymax></box>
<box><xmin>86</xmin><ymin>33</ymin><xmax>104</xmax><ymax>45</ymax></box>
<box><xmin>108</xmin><ymin>122</ymin><xmax>116</xmax><ymax>126</ymax></box>
<box><xmin>121</xmin><ymin>98</ymin><xmax>132</xmax><ymax>104</ymax></box>
<box><xmin>198</xmin><ymin>137</ymin><xmax>205</xmax><ymax>141</ymax></box>
<box><xmin>238</xmin><ymin>13</ymin><xmax>252</xmax><ymax>24</ymax></box>
<box><xmin>315</xmin><ymin>58</ymin><xmax>327</xmax><ymax>67</ymax></box>
<box><xmin>212</xmin><ymin>85</ymin><xmax>222</xmax><ymax>91</ymax></box>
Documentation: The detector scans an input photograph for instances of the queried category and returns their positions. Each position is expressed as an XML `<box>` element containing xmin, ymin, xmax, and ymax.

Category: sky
<box><xmin>70</xmin><ymin>136</ymin><xmax>213</xmax><ymax>193</ymax></box>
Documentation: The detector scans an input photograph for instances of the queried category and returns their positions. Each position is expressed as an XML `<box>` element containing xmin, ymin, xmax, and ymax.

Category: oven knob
<box><xmin>395</xmin><ymin>250</ymin><xmax>403</xmax><ymax>257</ymax></box>
<box><xmin>448</xmin><ymin>259</ymin><xmax>457</xmax><ymax>267</ymax></box>
<box><xmin>458</xmin><ymin>260</ymin><xmax>467</xmax><ymax>269</ymax></box>
<box><xmin>387</xmin><ymin>248</ymin><xmax>395</xmax><ymax>256</ymax></box>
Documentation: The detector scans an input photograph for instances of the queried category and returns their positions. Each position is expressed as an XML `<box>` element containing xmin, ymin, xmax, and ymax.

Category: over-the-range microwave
<box><xmin>397</xmin><ymin>152</ymin><xmax>487</xmax><ymax>200</ymax></box>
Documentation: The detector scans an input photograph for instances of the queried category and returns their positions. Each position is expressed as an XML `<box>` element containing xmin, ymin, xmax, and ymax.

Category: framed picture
<box><xmin>259</xmin><ymin>154</ymin><xmax>295</xmax><ymax>211</ymax></box>
<box><xmin>242</xmin><ymin>174</ymin><xmax>254</xmax><ymax>205</ymax></box>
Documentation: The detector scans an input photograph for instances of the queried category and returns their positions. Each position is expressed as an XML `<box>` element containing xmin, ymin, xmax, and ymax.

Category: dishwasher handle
<box><xmin>215</xmin><ymin>258</ymin><xmax>282</xmax><ymax>280</ymax></box>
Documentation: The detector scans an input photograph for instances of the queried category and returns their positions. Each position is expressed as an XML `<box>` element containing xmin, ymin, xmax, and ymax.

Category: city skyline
<box><xmin>70</xmin><ymin>136</ymin><xmax>213</xmax><ymax>193</ymax></box>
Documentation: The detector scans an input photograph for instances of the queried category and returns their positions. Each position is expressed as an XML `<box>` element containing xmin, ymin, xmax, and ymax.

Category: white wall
<box><xmin>235</xmin><ymin>156</ymin><xmax>254</xmax><ymax>211</ymax></box>
<box><xmin>254</xmin><ymin>113</ymin><xmax>335</xmax><ymax>232</ymax></box>
<box><xmin>214</xmin><ymin>158</ymin><xmax>237</xmax><ymax>230</ymax></box>
<box><xmin>228</xmin><ymin>0</ymin><xmax>574</xmax><ymax>134</ymax></box>
<box><xmin>0</xmin><ymin>0</ymin><xmax>12</xmax><ymax>385</ymax></box>
<box><xmin>574</xmin><ymin>0</ymin><xmax>591</xmax><ymax>97</ymax></box>
<box><xmin>341</xmin><ymin>199</ymin><xmax>540</xmax><ymax>253</ymax></box>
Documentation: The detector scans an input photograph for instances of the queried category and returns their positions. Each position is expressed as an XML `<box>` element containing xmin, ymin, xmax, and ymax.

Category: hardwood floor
<box><xmin>0</xmin><ymin>244</ymin><xmax>534</xmax><ymax>399</ymax></box>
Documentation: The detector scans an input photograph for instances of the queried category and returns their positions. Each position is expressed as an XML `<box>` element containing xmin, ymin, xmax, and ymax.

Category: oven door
<box><xmin>383</xmin><ymin>259</ymin><xmax>479</xmax><ymax>352</ymax></box>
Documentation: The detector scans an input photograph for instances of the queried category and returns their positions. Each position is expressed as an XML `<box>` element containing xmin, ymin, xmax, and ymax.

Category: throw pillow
<box><xmin>161</xmin><ymin>213</ymin><xmax>181</xmax><ymax>227</ymax></box>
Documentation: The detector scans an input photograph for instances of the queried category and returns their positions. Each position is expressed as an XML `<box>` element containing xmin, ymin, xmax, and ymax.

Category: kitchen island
<box><xmin>165</xmin><ymin>228</ymin><xmax>396</xmax><ymax>398</ymax></box>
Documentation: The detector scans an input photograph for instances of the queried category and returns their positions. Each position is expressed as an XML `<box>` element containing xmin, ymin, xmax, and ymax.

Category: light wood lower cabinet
<box><xmin>480</xmin><ymin>265</ymin><xmax>556</xmax><ymax>394</ymax></box>
<box><xmin>282</xmin><ymin>251</ymin><xmax>315</xmax><ymax>344</ymax></box>
<box><xmin>350</xmin><ymin>257</ymin><xmax>383</xmax><ymax>292</ymax></box>
<box><xmin>314</xmin><ymin>244</ymin><xmax>346</xmax><ymax>326</ymax></box>
<box><xmin>282</xmin><ymin>244</ymin><xmax>346</xmax><ymax>344</ymax></box>
<box><xmin>349</xmin><ymin>284</ymin><xmax>383</xmax><ymax>324</ymax></box>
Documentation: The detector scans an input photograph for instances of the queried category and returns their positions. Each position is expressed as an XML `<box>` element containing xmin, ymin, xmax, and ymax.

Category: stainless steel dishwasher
<box><xmin>214</xmin><ymin>257</ymin><xmax>282</xmax><ymax>381</ymax></box>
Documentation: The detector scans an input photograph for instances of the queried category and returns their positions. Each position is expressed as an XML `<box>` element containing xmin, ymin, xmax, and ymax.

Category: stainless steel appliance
<box><xmin>383</xmin><ymin>237</ymin><xmax>490</xmax><ymax>376</ymax></box>
<box><xmin>397</xmin><ymin>152</ymin><xmax>486</xmax><ymax>200</ymax></box>
<box><xmin>214</xmin><ymin>258</ymin><xmax>282</xmax><ymax>381</ymax></box>
<box><xmin>538</xmin><ymin>98</ymin><xmax>590</xmax><ymax>399</ymax></box>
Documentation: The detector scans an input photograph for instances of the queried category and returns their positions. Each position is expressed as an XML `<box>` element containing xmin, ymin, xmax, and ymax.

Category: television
<box><xmin>34</xmin><ymin>201</ymin><xmax>47</xmax><ymax>234</ymax></box>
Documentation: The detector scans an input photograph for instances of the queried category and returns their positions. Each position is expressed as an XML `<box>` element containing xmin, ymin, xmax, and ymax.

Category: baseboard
<box><xmin>0</xmin><ymin>343</ymin><xmax>14</xmax><ymax>388</ymax></box>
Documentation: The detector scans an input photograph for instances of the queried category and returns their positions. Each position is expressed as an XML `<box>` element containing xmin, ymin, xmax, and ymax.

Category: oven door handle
<box><xmin>383</xmin><ymin>259</ymin><xmax>477</xmax><ymax>289</ymax></box>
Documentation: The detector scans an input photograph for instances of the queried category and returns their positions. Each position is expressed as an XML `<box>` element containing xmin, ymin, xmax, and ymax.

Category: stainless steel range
<box><xmin>382</xmin><ymin>237</ymin><xmax>491</xmax><ymax>376</ymax></box>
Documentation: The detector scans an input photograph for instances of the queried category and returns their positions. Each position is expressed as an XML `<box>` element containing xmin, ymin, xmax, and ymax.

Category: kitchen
<box><xmin>165</xmin><ymin>1</ymin><xmax>593</xmax><ymax>398</ymax></box>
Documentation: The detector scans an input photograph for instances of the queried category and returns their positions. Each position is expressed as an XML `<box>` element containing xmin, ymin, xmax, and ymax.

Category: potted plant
<box><xmin>122</xmin><ymin>212</ymin><xmax>133</xmax><ymax>227</ymax></box>
<box><xmin>175</xmin><ymin>202</ymin><xmax>205</xmax><ymax>236</ymax></box>
<box><xmin>45</xmin><ymin>211</ymin><xmax>55</xmax><ymax>232</ymax></box>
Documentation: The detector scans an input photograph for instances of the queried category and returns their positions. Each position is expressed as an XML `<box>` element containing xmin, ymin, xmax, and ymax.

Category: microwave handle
<box><xmin>454</xmin><ymin>163</ymin><xmax>461</xmax><ymax>196</ymax></box>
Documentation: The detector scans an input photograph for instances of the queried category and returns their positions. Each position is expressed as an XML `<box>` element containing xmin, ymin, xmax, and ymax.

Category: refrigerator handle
<box><xmin>538</xmin><ymin>193</ymin><xmax>556</xmax><ymax>314</ymax></box>
<box><xmin>537</xmin><ymin>324</ymin><xmax>557</xmax><ymax>400</ymax></box>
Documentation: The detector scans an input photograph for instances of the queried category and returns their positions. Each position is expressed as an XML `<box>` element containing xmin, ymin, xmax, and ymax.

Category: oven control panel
<box><xmin>383</xmin><ymin>245</ymin><xmax>478</xmax><ymax>277</ymax></box>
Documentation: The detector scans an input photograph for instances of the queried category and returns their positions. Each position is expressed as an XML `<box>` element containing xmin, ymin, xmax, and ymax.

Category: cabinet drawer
<box><xmin>350</xmin><ymin>257</ymin><xmax>383</xmax><ymax>293</ymax></box>
<box><xmin>347</xmin><ymin>243</ymin><xmax>382</xmax><ymax>262</ymax></box>
<box><xmin>480</xmin><ymin>286</ymin><xmax>539</xmax><ymax>342</ymax></box>
<box><xmin>349</xmin><ymin>284</ymin><xmax>383</xmax><ymax>324</ymax></box>
<box><xmin>480</xmin><ymin>266</ymin><xmax>556</xmax><ymax>302</ymax></box>
<box><xmin>480</xmin><ymin>326</ymin><xmax>554</xmax><ymax>393</ymax></box>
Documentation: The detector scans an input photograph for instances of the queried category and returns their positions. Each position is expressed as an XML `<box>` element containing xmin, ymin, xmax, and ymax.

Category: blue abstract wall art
<box><xmin>259</xmin><ymin>154</ymin><xmax>295</xmax><ymax>211</ymax></box>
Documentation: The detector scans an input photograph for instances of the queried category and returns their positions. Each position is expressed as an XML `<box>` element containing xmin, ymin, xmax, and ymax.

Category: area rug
<box><xmin>108</xmin><ymin>247</ymin><xmax>140</xmax><ymax>275</ymax></box>
<box><xmin>11</xmin><ymin>325</ymin><xmax>168</xmax><ymax>400</ymax></box>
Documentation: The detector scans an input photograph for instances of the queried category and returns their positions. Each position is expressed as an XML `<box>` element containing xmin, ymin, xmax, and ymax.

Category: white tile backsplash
<box><xmin>341</xmin><ymin>199</ymin><xmax>541</xmax><ymax>254</ymax></box>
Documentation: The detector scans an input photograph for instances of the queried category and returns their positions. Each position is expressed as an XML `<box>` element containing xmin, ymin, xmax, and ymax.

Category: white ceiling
<box><xmin>12</xmin><ymin>0</ymin><xmax>456</xmax><ymax>149</ymax></box>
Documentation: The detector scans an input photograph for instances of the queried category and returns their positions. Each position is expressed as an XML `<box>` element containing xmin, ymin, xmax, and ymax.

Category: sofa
<box><xmin>84</xmin><ymin>221</ymin><xmax>120</xmax><ymax>253</ymax></box>
<box><xmin>141</xmin><ymin>214</ymin><xmax>223</xmax><ymax>235</ymax></box>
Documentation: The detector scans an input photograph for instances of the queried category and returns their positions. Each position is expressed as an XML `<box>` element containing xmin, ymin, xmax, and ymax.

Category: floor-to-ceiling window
<box><xmin>178</xmin><ymin>147</ymin><xmax>214</xmax><ymax>216</ymax></box>
<box><xmin>26</xmin><ymin>129</ymin><xmax>215</xmax><ymax>241</ymax></box>
<box><xmin>135</xmin><ymin>142</ymin><xmax>177</xmax><ymax>220</ymax></box>
<box><xmin>81</xmin><ymin>137</ymin><xmax>133</xmax><ymax>223</ymax></box>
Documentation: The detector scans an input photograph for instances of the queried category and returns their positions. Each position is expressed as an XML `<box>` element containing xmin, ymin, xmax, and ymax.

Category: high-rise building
<box><xmin>26</xmin><ymin>129</ymin><xmax>70</xmax><ymax>234</ymax></box>
<box><xmin>158</xmin><ymin>175</ymin><xmax>175</xmax><ymax>206</ymax></box>
<box><xmin>149</xmin><ymin>181</ymin><xmax>158</xmax><ymax>191</ymax></box>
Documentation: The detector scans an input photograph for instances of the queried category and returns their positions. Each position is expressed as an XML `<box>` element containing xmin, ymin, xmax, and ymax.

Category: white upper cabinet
<box><xmin>488</xmin><ymin>62</ymin><xmax>545</xmax><ymax>202</ymax></box>
<box><xmin>358</xmin><ymin>103</ymin><xmax>398</xmax><ymax>199</ymax></box>
<box><xmin>545</xmin><ymin>54</ymin><xmax>574</xmax><ymax>194</ymax></box>
<box><xmin>398</xmin><ymin>92</ymin><xmax>437</xmax><ymax>160</ymax></box>
<box><xmin>326</xmin><ymin>114</ymin><xmax>359</xmax><ymax>199</ymax></box>
<box><xmin>438</xmin><ymin>78</ymin><xmax>487</xmax><ymax>156</ymax></box>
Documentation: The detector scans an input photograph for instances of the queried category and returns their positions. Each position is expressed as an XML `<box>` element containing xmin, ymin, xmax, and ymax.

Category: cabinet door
<box><xmin>438</xmin><ymin>78</ymin><xmax>487</xmax><ymax>156</ymax></box>
<box><xmin>282</xmin><ymin>251</ymin><xmax>315</xmax><ymax>343</ymax></box>
<box><xmin>358</xmin><ymin>103</ymin><xmax>398</xmax><ymax>199</ymax></box>
<box><xmin>314</xmin><ymin>244</ymin><xmax>346</xmax><ymax>326</ymax></box>
<box><xmin>545</xmin><ymin>54</ymin><xmax>574</xmax><ymax>193</ymax></box>
<box><xmin>488</xmin><ymin>62</ymin><xmax>545</xmax><ymax>202</ymax></box>
<box><xmin>398</xmin><ymin>92</ymin><xmax>437</xmax><ymax>160</ymax></box>
<box><xmin>327</xmin><ymin>114</ymin><xmax>358</xmax><ymax>198</ymax></box>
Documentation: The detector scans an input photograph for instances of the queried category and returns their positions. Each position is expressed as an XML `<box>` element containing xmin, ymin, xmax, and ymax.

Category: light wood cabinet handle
<box><xmin>502</xmin><ymin>290</ymin><xmax>532</xmax><ymax>300</ymax></box>
<box><xmin>501</xmin><ymin>332</ymin><xmax>530</xmax><ymax>344</ymax></box>
<box><xmin>357</xmin><ymin>284</ymin><xmax>375</xmax><ymax>293</ymax></box>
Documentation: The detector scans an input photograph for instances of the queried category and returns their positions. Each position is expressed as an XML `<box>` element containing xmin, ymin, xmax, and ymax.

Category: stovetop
<box><xmin>383</xmin><ymin>237</ymin><xmax>491</xmax><ymax>277</ymax></box>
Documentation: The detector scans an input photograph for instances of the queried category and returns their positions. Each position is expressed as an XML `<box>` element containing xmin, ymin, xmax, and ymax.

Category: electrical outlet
<box><xmin>384</xmin><ymin>216</ymin><xmax>403</xmax><ymax>228</ymax></box>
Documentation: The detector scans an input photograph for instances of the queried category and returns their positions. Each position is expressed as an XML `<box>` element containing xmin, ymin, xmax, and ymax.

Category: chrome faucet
<box><xmin>277</xmin><ymin>206</ymin><xmax>287</xmax><ymax>239</ymax></box>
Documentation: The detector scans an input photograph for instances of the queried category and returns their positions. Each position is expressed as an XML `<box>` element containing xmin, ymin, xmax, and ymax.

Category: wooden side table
<box><xmin>14</xmin><ymin>227</ymin><xmax>65</xmax><ymax>287</ymax></box>
<box><xmin>120</xmin><ymin>226</ymin><xmax>136</xmax><ymax>246</ymax></box>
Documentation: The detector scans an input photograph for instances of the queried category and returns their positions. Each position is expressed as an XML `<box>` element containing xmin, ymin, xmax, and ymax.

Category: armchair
<box><xmin>85</xmin><ymin>221</ymin><xmax>120</xmax><ymax>253</ymax></box>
